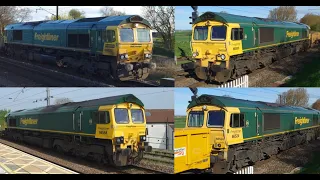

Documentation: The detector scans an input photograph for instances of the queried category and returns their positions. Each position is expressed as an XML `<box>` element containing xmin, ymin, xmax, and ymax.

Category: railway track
<box><xmin>0</xmin><ymin>55</ymin><xmax>161</xmax><ymax>87</ymax></box>
<box><xmin>0</xmin><ymin>137</ymin><xmax>171</xmax><ymax>174</ymax></box>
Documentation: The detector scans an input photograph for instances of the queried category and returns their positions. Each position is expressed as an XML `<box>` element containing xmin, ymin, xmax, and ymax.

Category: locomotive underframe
<box><xmin>3</xmin><ymin>128</ymin><xmax>147</xmax><ymax>167</ymax></box>
<box><xmin>3</xmin><ymin>43</ymin><xmax>151</xmax><ymax>81</ymax></box>
<box><xmin>194</xmin><ymin>39</ymin><xmax>310</xmax><ymax>83</ymax></box>
<box><xmin>209</xmin><ymin>126</ymin><xmax>320</xmax><ymax>174</ymax></box>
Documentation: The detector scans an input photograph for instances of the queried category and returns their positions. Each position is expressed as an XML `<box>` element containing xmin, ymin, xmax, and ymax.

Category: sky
<box><xmin>174</xmin><ymin>88</ymin><xmax>320</xmax><ymax>116</ymax></box>
<box><xmin>0</xmin><ymin>88</ymin><xmax>174</xmax><ymax>112</ymax></box>
<box><xmin>24</xmin><ymin>6</ymin><xmax>144</xmax><ymax>21</ymax></box>
<box><xmin>175</xmin><ymin>6</ymin><xmax>320</xmax><ymax>30</ymax></box>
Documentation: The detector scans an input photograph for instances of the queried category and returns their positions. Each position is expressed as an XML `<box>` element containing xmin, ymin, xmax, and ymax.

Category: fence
<box><xmin>234</xmin><ymin>166</ymin><xmax>254</xmax><ymax>174</ymax></box>
<box><xmin>218</xmin><ymin>75</ymin><xmax>249</xmax><ymax>88</ymax></box>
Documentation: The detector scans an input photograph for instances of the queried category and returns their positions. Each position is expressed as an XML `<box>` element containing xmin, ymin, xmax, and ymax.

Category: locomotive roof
<box><xmin>188</xmin><ymin>94</ymin><xmax>320</xmax><ymax>114</ymax></box>
<box><xmin>8</xmin><ymin>94</ymin><xmax>144</xmax><ymax>116</ymax></box>
<box><xmin>194</xmin><ymin>12</ymin><xmax>309</xmax><ymax>29</ymax></box>
<box><xmin>5</xmin><ymin>15</ymin><xmax>151</xmax><ymax>31</ymax></box>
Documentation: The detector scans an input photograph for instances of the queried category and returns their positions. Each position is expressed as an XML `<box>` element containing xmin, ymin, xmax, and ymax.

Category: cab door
<box><xmin>95</xmin><ymin>110</ymin><xmax>113</xmax><ymax>139</ymax></box>
<box><xmin>103</xmin><ymin>26</ymin><xmax>118</xmax><ymax>56</ymax></box>
<box><xmin>252</xmin><ymin>22</ymin><xmax>259</xmax><ymax>48</ymax></box>
<box><xmin>73</xmin><ymin>107</ymin><xmax>83</xmax><ymax>133</ymax></box>
<box><xmin>90</xmin><ymin>25</ymin><xmax>97</xmax><ymax>54</ymax></box>
<box><xmin>255</xmin><ymin>108</ymin><xmax>263</xmax><ymax>136</ymax></box>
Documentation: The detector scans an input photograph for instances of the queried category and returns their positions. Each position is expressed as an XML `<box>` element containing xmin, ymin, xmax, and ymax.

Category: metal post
<box><xmin>56</xmin><ymin>6</ymin><xmax>58</xmax><ymax>20</ymax></box>
<box><xmin>166</xmin><ymin>117</ymin><xmax>168</xmax><ymax>150</ymax></box>
<box><xmin>46</xmin><ymin>88</ymin><xmax>50</xmax><ymax>106</ymax></box>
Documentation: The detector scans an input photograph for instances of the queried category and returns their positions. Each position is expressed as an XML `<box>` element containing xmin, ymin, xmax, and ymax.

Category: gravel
<box><xmin>173</xmin><ymin>46</ymin><xmax>320</xmax><ymax>87</ymax></box>
<box><xmin>253</xmin><ymin>139</ymin><xmax>320</xmax><ymax>174</ymax></box>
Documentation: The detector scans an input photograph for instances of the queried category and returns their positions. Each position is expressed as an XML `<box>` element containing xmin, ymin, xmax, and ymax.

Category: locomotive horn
<box><xmin>189</xmin><ymin>87</ymin><xmax>198</xmax><ymax>102</ymax></box>
<box><xmin>191</xmin><ymin>6</ymin><xmax>198</xmax><ymax>11</ymax></box>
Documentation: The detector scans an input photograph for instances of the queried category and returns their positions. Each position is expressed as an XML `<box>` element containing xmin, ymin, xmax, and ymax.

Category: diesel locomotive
<box><xmin>174</xmin><ymin>88</ymin><xmax>320</xmax><ymax>174</ymax></box>
<box><xmin>186</xmin><ymin>9</ymin><xmax>311</xmax><ymax>83</ymax></box>
<box><xmin>3</xmin><ymin>94</ymin><xmax>152</xmax><ymax>166</ymax></box>
<box><xmin>3</xmin><ymin>15</ymin><xmax>156</xmax><ymax>81</ymax></box>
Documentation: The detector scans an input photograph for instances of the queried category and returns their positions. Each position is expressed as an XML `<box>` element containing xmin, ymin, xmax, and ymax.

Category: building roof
<box><xmin>9</xmin><ymin>94</ymin><xmax>144</xmax><ymax>116</ymax></box>
<box><xmin>145</xmin><ymin>109</ymin><xmax>174</xmax><ymax>123</ymax></box>
<box><xmin>194</xmin><ymin>12</ymin><xmax>308</xmax><ymax>29</ymax></box>
<box><xmin>188</xmin><ymin>95</ymin><xmax>320</xmax><ymax>114</ymax></box>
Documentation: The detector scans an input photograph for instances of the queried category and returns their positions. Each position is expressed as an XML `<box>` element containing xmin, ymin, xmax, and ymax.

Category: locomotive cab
<box><xmin>95</xmin><ymin>102</ymin><xmax>152</xmax><ymax>166</ymax></box>
<box><xmin>102</xmin><ymin>15</ymin><xmax>155</xmax><ymax>80</ymax></box>
<box><xmin>191</xmin><ymin>13</ymin><xmax>244</xmax><ymax>83</ymax></box>
<box><xmin>175</xmin><ymin>94</ymin><xmax>246</xmax><ymax>173</ymax></box>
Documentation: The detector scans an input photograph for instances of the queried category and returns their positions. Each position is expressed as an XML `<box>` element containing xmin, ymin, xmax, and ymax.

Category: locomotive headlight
<box><xmin>120</xmin><ymin>55</ymin><xmax>125</xmax><ymax>59</ymax></box>
<box><xmin>220</xmin><ymin>54</ymin><xmax>226</xmax><ymax>60</ymax></box>
<box><xmin>202</xmin><ymin>105</ymin><xmax>207</xmax><ymax>110</ymax></box>
<box><xmin>125</xmin><ymin>54</ymin><xmax>129</xmax><ymax>59</ymax></box>
<box><xmin>140</xmin><ymin>135</ymin><xmax>146</xmax><ymax>142</ymax></box>
<box><xmin>145</xmin><ymin>54</ymin><xmax>151</xmax><ymax>58</ymax></box>
<box><xmin>115</xmin><ymin>136</ymin><xmax>124</xmax><ymax>144</ymax></box>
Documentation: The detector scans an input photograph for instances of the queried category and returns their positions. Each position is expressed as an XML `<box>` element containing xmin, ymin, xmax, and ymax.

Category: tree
<box><xmin>100</xmin><ymin>7</ymin><xmax>126</xmax><ymax>16</ymax></box>
<box><xmin>54</xmin><ymin>97</ymin><xmax>73</xmax><ymax>105</ymax></box>
<box><xmin>142</xmin><ymin>6</ymin><xmax>175</xmax><ymax>50</ymax></box>
<box><xmin>300</xmin><ymin>13</ymin><xmax>320</xmax><ymax>31</ymax></box>
<box><xmin>68</xmin><ymin>9</ymin><xmax>85</xmax><ymax>19</ymax></box>
<box><xmin>0</xmin><ymin>6</ymin><xmax>32</xmax><ymax>36</ymax></box>
<box><xmin>46</xmin><ymin>9</ymin><xmax>86</xmax><ymax>20</ymax></box>
<box><xmin>275</xmin><ymin>88</ymin><xmax>309</xmax><ymax>107</ymax></box>
<box><xmin>46</xmin><ymin>13</ymin><xmax>70</xmax><ymax>20</ymax></box>
<box><xmin>312</xmin><ymin>99</ymin><xmax>320</xmax><ymax>110</ymax></box>
<box><xmin>268</xmin><ymin>6</ymin><xmax>297</xmax><ymax>22</ymax></box>
<box><xmin>0</xmin><ymin>109</ymin><xmax>10</xmax><ymax>130</ymax></box>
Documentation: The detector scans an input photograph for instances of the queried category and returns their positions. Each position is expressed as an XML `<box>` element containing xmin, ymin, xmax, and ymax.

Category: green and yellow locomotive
<box><xmin>187</xmin><ymin>11</ymin><xmax>311</xmax><ymax>83</ymax></box>
<box><xmin>174</xmin><ymin>89</ymin><xmax>320</xmax><ymax>174</ymax></box>
<box><xmin>3</xmin><ymin>94</ymin><xmax>152</xmax><ymax>166</ymax></box>
<box><xmin>3</xmin><ymin>15</ymin><xmax>155</xmax><ymax>81</ymax></box>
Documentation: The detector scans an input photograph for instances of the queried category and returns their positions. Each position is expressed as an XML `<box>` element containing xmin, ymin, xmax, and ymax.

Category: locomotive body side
<box><xmin>190</xmin><ymin>12</ymin><xmax>310</xmax><ymax>83</ymax></box>
<box><xmin>3</xmin><ymin>15</ymin><xmax>155</xmax><ymax>81</ymax></box>
<box><xmin>175</xmin><ymin>95</ymin><xmax>320</xmax><ymax>173</ymax></box>
<box><xmin>4</xmin><ymin>94</ymin><xmax>152</xmax><ymax>166</ymax></box>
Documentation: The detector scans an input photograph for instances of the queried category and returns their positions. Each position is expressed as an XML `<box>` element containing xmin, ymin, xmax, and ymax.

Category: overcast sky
<box><xmin>176</xmin><ymin>6</ymin><xmax>320</xmax><ymax>30</ymax></box>
<box><xmin>24</xmin><ymin>6</ymin><xmax>144</xmax><ymax>21</ymax></box>
<box><xmin>175</xmin><ymin>88</ymin><xmax>320</xmax><ymax>116</ymax></box>
<box><xmin>0</xmin><ymin>88</ymin><xmax>174</xmax><ymax>112</ymax></box>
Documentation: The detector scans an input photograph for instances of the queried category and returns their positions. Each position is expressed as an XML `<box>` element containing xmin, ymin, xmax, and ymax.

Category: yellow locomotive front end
<box><xmin>95</xmin><ymin>102</ymin><xmax>152</xmax><ymax>166</ymax></box>
<box><xmin>102</xmin><ymin>16</ymin><xmax>156</xmax><ymax>80</ymax></box>
<box><xmin>190</xmin><ymin>18</ymin><xmax>243</xmax><ymax>83</ymax></box>
<box><xmin>175</xmin><ymin>96</ymin><xmax>245</xmax><ymax>174</ymax></box>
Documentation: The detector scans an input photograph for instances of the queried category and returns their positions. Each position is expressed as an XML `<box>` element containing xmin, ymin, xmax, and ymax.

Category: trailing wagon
<box><xmin>187</xmin><ymin>11</ymin><xmax>311</xmax><ymax>83</ymax></box>
<box><xmin>3</xmin><ymin>94</ymin><xmax>152</xmax><ymax>166</ymax></box>
<box><xmin>174</xmin><ymin>88</ymin><xmax>320</xmax><ymax>174</ymax></box>
<box><xmin>3</xmin><ymin>15</ymin><xmax>156</xmax><ymax>81</ymax></box>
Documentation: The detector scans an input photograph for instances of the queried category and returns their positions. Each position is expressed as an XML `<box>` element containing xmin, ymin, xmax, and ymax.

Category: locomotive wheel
<box><xmin>194</xmin><ymin>65</ymin><xmax>207</xmax><ymax>80</ymax></box>
<box><xmin>211</xmin><ymin>161</ymin><xmax>230</xmax><ymax>174</ymax></box>
<box><xmin>137</xmin><ymin>68</ymin><xmax>149</xmax><ymax>80</ymax></box>
<box><xmin>213</xmin><ymin>69</ymin><xmax>232</xmax><ymax>84</ymax></box>
<box><xmin>54</xmin><ymin>145</ymin><xmax>64</xmax><ymax>154</ymax></box>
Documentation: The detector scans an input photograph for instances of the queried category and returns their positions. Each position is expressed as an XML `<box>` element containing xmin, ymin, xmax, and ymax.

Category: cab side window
<box><xmin>106</xmin><ymin>30</ymin><xmax>115</xmax><ymax>42</ymax></box>
<box><xmin>92</xmin><ymin>111</ymin><xmax>110</xmax><ymax>124</ymax></box>
<box><xmin>230</xmin><ymin>113</ymin><xmax>245</xmax><ymax>128</ymax></box>
<box><xmin>231</xmin><ymin>28</ymin><xmax>244</xmax><ymax>40</ymax></box>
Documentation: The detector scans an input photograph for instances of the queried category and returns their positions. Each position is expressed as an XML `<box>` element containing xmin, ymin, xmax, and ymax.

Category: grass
<box><xmin>0</xmin><ymin>118</ymin><xmax>4</xmax><ymax>131</ymax></box>
<box><xmin>285</xmin><ymin>55</ymin><xmax>320</xmax><ymax>87</ymax></box>
<box><xmin>175</xmin><ymin>30</ymin><xmax>192</xmax><ymax>58</ymax></box>
<box><xmin>153</xmin><ymin>38</ymin><xmax>174</xmax><ymax>58</ymax></box>
<box><xmin>175</xmin><ymin>116</ymin><xmax>186</xmax><ymax>128</ymax></box>
<box><xmin>299</xmin><ymin>152</ymin><xmax>320</xmax><ymax>174</ymax></box>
